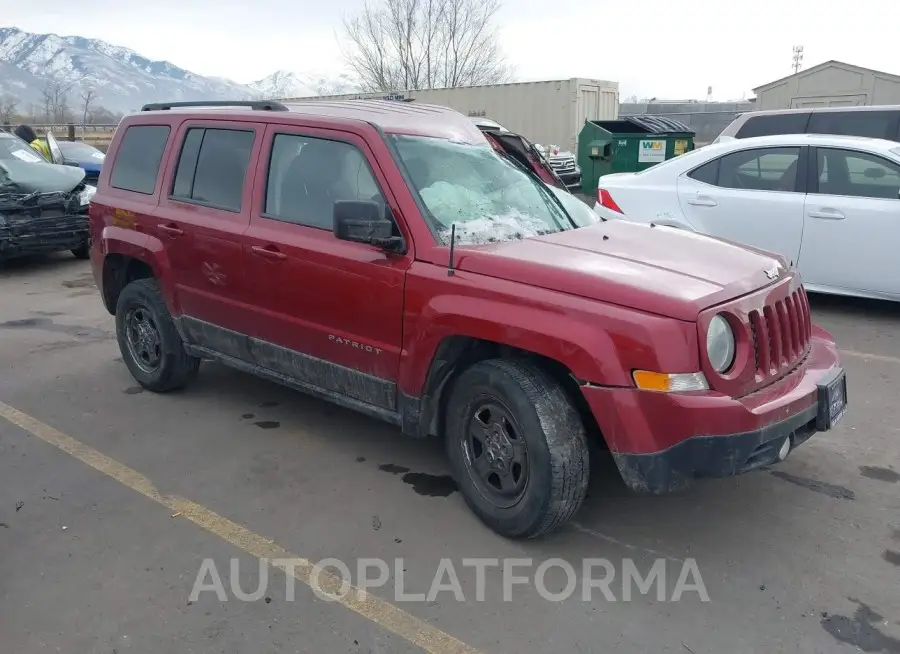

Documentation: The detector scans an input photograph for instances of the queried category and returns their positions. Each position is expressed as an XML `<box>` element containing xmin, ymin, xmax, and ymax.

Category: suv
<box><xmin>90</xmin><ymin>100</ymin><xmax>848</xmax><ymax>539</ymax></box>
<box><xmin>716</xmin><ymin>105</ymin><xmax>900</xmax><ymax>143</ymax></box>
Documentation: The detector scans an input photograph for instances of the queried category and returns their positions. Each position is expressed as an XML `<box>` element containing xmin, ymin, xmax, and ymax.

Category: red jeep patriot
<box><xmin>90</xmin><ymin>100</ymin><xmax>847</xmax><ymax>539</ymax></box>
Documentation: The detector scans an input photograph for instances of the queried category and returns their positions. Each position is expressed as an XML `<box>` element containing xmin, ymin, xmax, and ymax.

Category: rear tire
<box><xmin>444</xmin><ymin>358</ymin><xmax>589</xmax><ymax>539</ymax></box>
<box><xmin>115</xmin><ymin>278</ymin><xmax>199</xmax><ymax>392</ymax></box>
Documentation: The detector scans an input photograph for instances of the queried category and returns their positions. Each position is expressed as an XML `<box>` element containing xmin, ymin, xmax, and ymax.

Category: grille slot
<box><xmin>748</xmin><ymin>288</ymin><xmax>811</xmax><ymax>379</ymax></box>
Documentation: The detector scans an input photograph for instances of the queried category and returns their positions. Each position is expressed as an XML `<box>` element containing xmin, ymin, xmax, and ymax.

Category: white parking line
<box><xmin>0</xmin><ymin>401</ymin><xmax>483</xmax><ymax>654</ymax></box>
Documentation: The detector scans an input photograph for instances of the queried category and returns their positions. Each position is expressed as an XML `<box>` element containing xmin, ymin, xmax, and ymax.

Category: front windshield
<box><xmin>390</xmin><ymin>134</ymin><xmax>574</xmax><ymax>246</ymax></box>
<box><xmin>0</xmin><ymin>135</ymin><xmax>46</xmax><ymax>164</ymax></box>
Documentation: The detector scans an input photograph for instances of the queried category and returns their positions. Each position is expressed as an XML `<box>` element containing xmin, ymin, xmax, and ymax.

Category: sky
<box><xmin>7</xmin><ymin>0</ymin><xmax>900</xmax><ymax>100</ymax></box>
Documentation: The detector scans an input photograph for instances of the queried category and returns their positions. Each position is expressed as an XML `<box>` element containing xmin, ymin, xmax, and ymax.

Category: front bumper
<box><xmin>582</xmin><ymin>333</ymin><xmax>845</xmax><ymax>493</ymax></box>
<box><xmin>0</xmin><ymin>210</ymin><xmax>89</xmax><ymax>259</ymax></box>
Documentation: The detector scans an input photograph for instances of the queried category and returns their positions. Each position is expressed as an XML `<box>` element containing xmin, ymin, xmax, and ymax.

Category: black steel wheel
<box><xmin>445</xmin><ymin>358</ymin><xmax>589</xmax><ymax>539</ymax></box>
<box><xmin>462</xmin><ymin>398</ymin><xmax>530</xmax><ymax>509</ymax></box>
<box><xmin>115</xmin><ymin>278</ymin><xmax>200</xmax><ymax>392</ymax></box>
<box><xmin>123</xmin><ymin>305</ymin><xmax>162</xmax><ymax>374</ymax></box>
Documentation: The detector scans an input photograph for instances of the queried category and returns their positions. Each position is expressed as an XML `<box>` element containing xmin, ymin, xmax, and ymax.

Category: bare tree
<box><xmin>341</xmin><ymin>0</ymin><xmax>512</xmax><ymax>92</ymax></box>
<box><xmin>0</xmin><ymin>94</ymin><xmax>17</xmax><ymax>125</ymax></box>
<box><xmin>80</xmin><ymin>87</ymin><xmax>96</xmax><ymax>128</ymax></box>
<box><xmin>40</xmin><ymin>84</ymin><xmax>53</xmax><ymax>122</ymax></box>
<box><xmin>40</xmin><ymin>81</ymin><xmax>71</xmax><ymax>123</ymax></box>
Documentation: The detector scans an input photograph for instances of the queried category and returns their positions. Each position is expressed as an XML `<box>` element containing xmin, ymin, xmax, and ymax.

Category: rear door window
<box><xmin>170</xmin><ymin>127</ymin><xmax>255</xmax><ymax>212</ymax></box>
<box><xmin>807</xmin><ymin>110</ymin><xmax>900</xmax><ymax>139</ymax></box>
<box><xmin>735</xmin><ymin>113</ymin><xmax>811</xmax><ymax>139</ymax></box>
<box><xmin>717</xmin><ymin>147</ymin><xmax>802</xmax><ymax>192</ymax></box>
<box><xmin>110</xmin><ymin>125</ymin><xmax>171</xmax><ymax>194</ymax></box>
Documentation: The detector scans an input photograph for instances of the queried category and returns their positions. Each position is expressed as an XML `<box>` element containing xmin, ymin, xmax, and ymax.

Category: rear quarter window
<box><xmin>687</xmin><ymin>159</ymin><xmax>720</xmax><ymax>185</ymax></box>
<box><xmin>735</xmin><ymin>113</ymin><xmax>811</xmax><ymax>138</ymax></box>
<box><xmin>109</xmin><ymin>125</ymin><xmax>171</xmax><ymax>194</ymax></box>
<box><xmin>807</xmin><ymin>110</ymin><xmax>900</xmax><ymax>139</ymax></box>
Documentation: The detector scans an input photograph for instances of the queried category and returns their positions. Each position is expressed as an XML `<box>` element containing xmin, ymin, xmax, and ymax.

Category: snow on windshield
<box><xmin>421</xmin><ymin>180</ymin><xmax>563</xmax><ymax>245</ymax></box>
<box><xmin>393</xmin><ymin>135</ymin><xmax>571</xmax><ymax>246</ymax></box>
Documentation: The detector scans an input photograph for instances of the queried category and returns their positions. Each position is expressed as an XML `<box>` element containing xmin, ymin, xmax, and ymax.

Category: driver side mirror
<box><xmin>333</xmin><ymin>200</ymin><xmax>405</xmax><ymax>253</ymax></box>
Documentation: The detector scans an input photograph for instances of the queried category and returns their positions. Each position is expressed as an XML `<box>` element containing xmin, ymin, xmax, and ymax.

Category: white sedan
<box><xmin>592</xmin><ymin>133</ymin><xmax>900</xmax><ymax>302</ymax></box>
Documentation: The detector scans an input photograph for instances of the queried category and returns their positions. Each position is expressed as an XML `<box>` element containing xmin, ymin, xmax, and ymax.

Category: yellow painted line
<box><xmin>840</xmin><ymin>349</ymin><xmax>900</xmax><ymax>366</ymax></box>
<box><xmin>0</xmin><ymin>401</ymin><xmax>482</xmax><ymax>654</ymax></box>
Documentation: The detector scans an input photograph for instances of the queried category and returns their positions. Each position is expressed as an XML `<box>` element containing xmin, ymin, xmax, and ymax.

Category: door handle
<box><xmin>157</xmin><ymin>223</ymin><xmax>184</xmax><ymax>237</ymax></box>
<box><xmin>808</xmin><ymin>209</ymin><xmax>845</xmax><ymax>220</ymax></box>
<box><xmin>251</xmin><ymin>245</ymin><xmax>287</xmax><ymax>261</ymax></box>
<box><xmin>687</xmin><ymin>197</ymin><xmax>717</xmax><ymax>207</ymax></box>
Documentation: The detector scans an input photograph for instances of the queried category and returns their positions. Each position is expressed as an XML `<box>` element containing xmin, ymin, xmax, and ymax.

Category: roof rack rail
<box><xmin>140</xmin><ymin>100</ymin><xmax>289</xmax><ymax>112</ymax></box>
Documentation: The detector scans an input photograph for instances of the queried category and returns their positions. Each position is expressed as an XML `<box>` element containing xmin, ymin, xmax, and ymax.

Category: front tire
<box><xmin>444</xmin><ymin>358</ymin><xmax>590</xmax><ymax>539</ymax></box>
<box><xmin>115</xmin><ymin>278</ymin><xmax>199</xmax><ymax>392</ymax></box>
<box><xmin>71</xmin><ymin>243</ymin><xmax>90</xmax><ymax>259</ymax></box>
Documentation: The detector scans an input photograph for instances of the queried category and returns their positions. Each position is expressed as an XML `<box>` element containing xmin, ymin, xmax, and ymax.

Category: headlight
<box><xmin>79</xmin><ymin>184</ymin><xmax>97</xmax><ymax>207</ymax></box>
<box><xmin>707</xmin><ymin>314</ymin><xmax>736</xmax><ymax>373</ymax></box>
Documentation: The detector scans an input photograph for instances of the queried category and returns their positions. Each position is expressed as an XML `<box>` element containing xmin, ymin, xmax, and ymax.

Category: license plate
<box><xmin>816</xmin><ymin>368</ymin><xmax>847</xmax><ymax>431</ymax></box>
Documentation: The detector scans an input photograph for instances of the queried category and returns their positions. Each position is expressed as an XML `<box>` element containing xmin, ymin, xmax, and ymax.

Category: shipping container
<box><xmin>282</xmin><ymin>78</ymin><xmax>619</xmax><ymax>153</ymax></box>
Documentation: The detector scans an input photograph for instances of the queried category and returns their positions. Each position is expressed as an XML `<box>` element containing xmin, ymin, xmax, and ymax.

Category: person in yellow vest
<box><xmin>13</xmin><ymin>124</ymin><xmax>52</xmax><ymax>161</ymax></box>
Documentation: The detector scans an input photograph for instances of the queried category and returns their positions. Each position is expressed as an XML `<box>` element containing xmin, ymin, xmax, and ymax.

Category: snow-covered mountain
<box><xmin>247</xmin><ymin>70</ymin><xmax>360</xmax><ymax>99</ymax></box>
<box><xmin>0</xmin><ymin>27</ymin><xmax>359</xmax><ymax>116</ymax></box>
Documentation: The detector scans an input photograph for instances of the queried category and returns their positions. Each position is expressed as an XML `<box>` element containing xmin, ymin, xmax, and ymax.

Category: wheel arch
<box><xmin>402</xmin><ymin>335</ymin><xmax>602</xmax><ymax>445</ymax></box>
<box><xmin>101</xmin><ymin>254</ymin><xmax>156</xmax><ymax>315</ymax></box>
<box><xmin>100</xmin><ymin>230</ymin><xmax>177</xmax><ymax>316</ymax></box>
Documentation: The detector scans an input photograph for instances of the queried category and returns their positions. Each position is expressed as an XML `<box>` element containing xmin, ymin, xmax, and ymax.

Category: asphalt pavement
<box><xmin>1</xmin><ymin>254</ymin><xmax>898</xmax><ymax>654</ymax></box>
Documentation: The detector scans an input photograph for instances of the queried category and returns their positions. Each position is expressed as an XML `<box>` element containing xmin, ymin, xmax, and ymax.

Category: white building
<box><xmin>283</xmin><ymin>78</ymin><xmax>619</xmax><ymax>152</ymax></box>
<box><xmin>753</xmin><ymin>60</ymin><xmax>900</xmax><ymax>110</ymax></box>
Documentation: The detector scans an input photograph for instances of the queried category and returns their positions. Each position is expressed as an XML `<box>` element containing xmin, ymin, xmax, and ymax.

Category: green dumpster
<box><xmin>577</xmin><ymin>115</ymin><xmax>695</xmax><ymax>195</ymax></box>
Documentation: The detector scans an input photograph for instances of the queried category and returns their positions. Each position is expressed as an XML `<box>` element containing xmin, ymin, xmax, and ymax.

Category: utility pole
<box><xmin>792</xmin><ymin>46</ymin><xmax>804</xmax><ymax>74</ymax></box>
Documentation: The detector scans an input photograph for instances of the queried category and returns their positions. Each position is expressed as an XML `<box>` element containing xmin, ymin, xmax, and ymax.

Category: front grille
<box><xmin>549</xmin><ymin>155</ymin><xmax>577</xmax><ymax>175</ymax></box>
<box><xmin>748</xmin><ymin>287</ymin><xmax>811</xmax><ymax>380</ymax></box>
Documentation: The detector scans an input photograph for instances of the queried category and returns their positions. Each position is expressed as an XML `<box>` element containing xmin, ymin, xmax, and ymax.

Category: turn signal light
<box><xmin>632</xmin><ymin>370</ymin><xmax>709</xmax><ymax>392</ymax></box>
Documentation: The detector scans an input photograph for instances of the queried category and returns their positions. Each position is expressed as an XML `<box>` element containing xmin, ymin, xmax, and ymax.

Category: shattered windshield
<box><xmin>390</xmin><ymin>134</ymin><xmax>574</xmax><ymax>246</ymax></box>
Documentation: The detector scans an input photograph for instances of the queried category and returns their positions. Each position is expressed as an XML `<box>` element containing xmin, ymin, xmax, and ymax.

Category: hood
<box><xmin>0</xmin><ymin>159</ymin><xmax>86</xmax><ymax>196</ymax></box>
<box><xmin>453</xmin><ymin>220</ymin><xmax>787</xmax><ymax>321</ymax></box>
